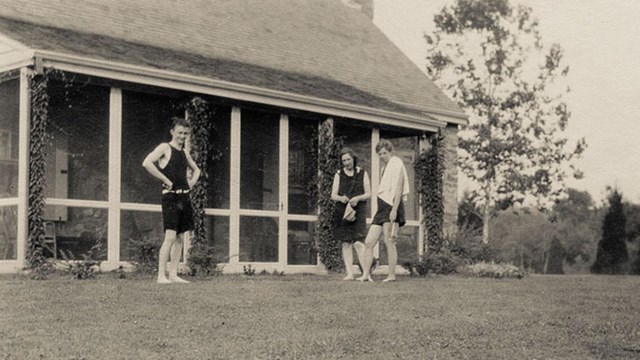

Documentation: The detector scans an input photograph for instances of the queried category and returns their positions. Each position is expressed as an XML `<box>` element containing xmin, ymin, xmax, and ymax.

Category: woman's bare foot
<box><xmin>169</xmin><ymin>276</ymin><xmax>190</xmax><ymax>283</ymax></box>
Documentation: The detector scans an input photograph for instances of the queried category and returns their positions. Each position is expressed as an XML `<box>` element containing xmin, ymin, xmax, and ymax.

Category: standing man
<box><xmin>143</xmin><ymin>117</ymin><xmax>201</xmax><ymax>284</ymax></box>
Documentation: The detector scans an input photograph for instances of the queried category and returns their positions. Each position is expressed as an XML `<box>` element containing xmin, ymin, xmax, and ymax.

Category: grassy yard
<box><xmin>1</xmin><ymin>273</ymin><xmax>639</xmax><ymax>360</ymax></box>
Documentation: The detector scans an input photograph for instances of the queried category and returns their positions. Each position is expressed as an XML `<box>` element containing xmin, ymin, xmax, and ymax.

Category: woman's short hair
<box><xmin>340</xmin><ymin>147</ymin><xmax>358</xmax><ymax>167</ymax></box>
<box><xmin>375</xmin><ymin>139</ymin><xmax>394</xmax><ymax>153</ymax></box>
<box><xmin>171</xmin><ymin>117</ymin><xmax>190</xmax><ymax>130</ymax></box>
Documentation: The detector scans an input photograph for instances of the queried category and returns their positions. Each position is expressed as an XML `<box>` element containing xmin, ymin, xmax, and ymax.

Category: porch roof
<box><xmin>0</xmin><ymin>0</ymin><xmax>466</xmax><ymax>127</ymax></box>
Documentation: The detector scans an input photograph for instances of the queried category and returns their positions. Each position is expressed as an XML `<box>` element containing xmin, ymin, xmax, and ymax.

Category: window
<box><xmin>121</xmin><ymin>90</ymin><xmax>184</xmax><ymax>204</ymax></box>
<box><xmin>288</xmin><ymin>117</ymin><xmax>318</xmax><ymax>215</ymax></box>
<box><xmin>43</xmin><ymin>206</ymin><xmax>108</xmax><ymax>260</ymax></box>
<box><xmin>45</xmin><ymin>81</ymin><xmax>110</xmax><ymax>204</ymax></box>
<box><xmin>0</xmin><ymin>78</ymin><xmax>19</xmax><ymax>198</ymax></box>
<box><xmin>0</xmin><ymin>206</ymin><xmax>17</xmax><ymax>260</ymax></box>
<box><xmin>205</xmin><ymin>107</ymin><xmax>231</xmax><ymax>209</ymax></box>
<box><xmin>240</xmin><ymin>109</ymin><xmax>280</xmax><ymax>211</ymax></box>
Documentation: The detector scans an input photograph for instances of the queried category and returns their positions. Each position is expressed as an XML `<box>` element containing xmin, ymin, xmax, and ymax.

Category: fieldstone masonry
<box><xmin>442</xmin><ymin>124</ymin><xmax>459</xmax><ymax>235</ymax></box>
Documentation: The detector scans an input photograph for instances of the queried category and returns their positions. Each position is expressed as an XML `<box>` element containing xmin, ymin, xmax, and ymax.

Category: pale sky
<box><xmin>374</xmin><ymin>0</ymin><xmax>640</xmax><ymax>204</ymax></box>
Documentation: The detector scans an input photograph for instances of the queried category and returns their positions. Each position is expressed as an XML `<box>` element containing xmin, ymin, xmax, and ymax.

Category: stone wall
<box><xmin>442</xmin><ymin>124</ymin><xmax>459</xmax><ymax>234</ymax></box>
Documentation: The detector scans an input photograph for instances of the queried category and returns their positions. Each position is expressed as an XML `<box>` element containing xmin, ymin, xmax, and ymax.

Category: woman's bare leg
<box><xmin>342</xmin><ymin>242</ymin><xmax>355</xmax><ymax>280</ymax></box>
<box><xmin>357</xmin><ymin>225</ymin><xmax>382</xmax><ymax>281</ymax></box>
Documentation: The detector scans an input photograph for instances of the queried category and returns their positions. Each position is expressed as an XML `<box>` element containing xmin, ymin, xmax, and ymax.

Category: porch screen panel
<box><xmin>205</xmin><ymin>107</ymin><xmax>231</xmax><ymax>209</ymax></box>
<box><xmin>42</xmin><ymin>205</ymin><xmax>108</xmax><ymax>260</ymax></box>
<box><xmin>240</xmin><ymin>110</ymin><xmax>279</xmax><ymax>211</ymax></box>
<box><xmin>121</xmin><ymin>90</ymin><xmax>183</xmax><ymax>205</ymax></box>
<box><xmin>45</xmin><ymin>82</ymin><xmax>109</xmax><ymax>205</ymax></box>
<box><xmin>287</xmin><ymin>220</ymin><xmax>317</xmax><ymax>265</ymax></box>
<box><xmin>119</xmin><ymin>210</ymin><xmax>163</xmax><ymax>261</ymax></box>
<box><xmin>0</xmin><ymin>206</ymin><xmax>17</xmax><ymax>260</ymax></box>
<box><xmin>0</xmin><ymin>78</ymin><xmax>19</xmax><ymax>199</ymax></box>
<box><xmin>204</xmin><ymin>216</ymin><xmax>230</xmax><ymax>263</ymax></box>
<box><xmin>288</xmin><ymin>118</ymin><xmax>318</xmax><ymax>215</ymax></box>
<box><xmin>239</xmin><ymin>216</ymin><xmax>278</xmax><ymax>262</ymax></box>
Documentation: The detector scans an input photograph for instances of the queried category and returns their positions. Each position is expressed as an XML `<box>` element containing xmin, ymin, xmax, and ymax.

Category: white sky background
<box><xmin>373</xmin><ymin>0</ymin><xmax>640</xmax><ymax>204</ymax></box>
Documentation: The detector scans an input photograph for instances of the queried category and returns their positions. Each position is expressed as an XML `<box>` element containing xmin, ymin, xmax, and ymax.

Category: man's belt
<box><xmin>162</xmin><ymin>189</ymin><xmax>190</xmax><ymax>194</ymax></box>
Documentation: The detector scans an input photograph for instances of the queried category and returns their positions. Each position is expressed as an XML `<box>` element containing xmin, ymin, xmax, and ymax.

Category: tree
<box><xmin>591</xmin><ymin>189</ymin><xmax>629</xmax><ymax>274</ymax></box>
<box><xmin>545</xmin><ymin>236</ymin><xmax>565</xmax><ymax>274</ymax></box>
<box><xmin>623</xmin><ymin>202</ymin><xmax>640</xmax><ymax>274</ymax></box>
<box><xmin>458</xmin><ymin>190</ymin><xmax>483</xmax><ymax>230</ymax></box>
<box><xmin>491</xmin><ymin>208</ymin><xmax>550</xmax><ymax>272</ymax></box>
<box><xmin>551</xmin><ymin>189</ymin><xmax>600</xmax><ymax>267</ymax></box>
<box><xmin>426</xmin><ymin>0</ymin><xmax>585</xmax><ymax>243</ymax></box>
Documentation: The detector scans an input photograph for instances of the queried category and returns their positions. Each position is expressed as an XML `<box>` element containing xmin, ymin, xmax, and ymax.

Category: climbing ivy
<box><xmin>184</xmin><ymin>96</ymin><xmax>220</xmax><ymax>276</ymax></box>
<box><xmin>415</xmin><ymin>130</ymin><xmax>446</xmax><ymax>254</ymax></box>
<box><xmin>316</xmin><ymin>119</ymin><xmax>343</xmax><ymax>272</ymax></box>
<box><xmin>26</xmin><ymin>73</ymin><xmax>50</xmax><ymax>278</ymax></box>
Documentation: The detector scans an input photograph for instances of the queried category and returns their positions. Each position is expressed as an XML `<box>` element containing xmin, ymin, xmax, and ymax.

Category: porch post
<box><xmin>418</xmin><ymin>134</ymin><xmax>429</xmax><ymax>256</ymax></box>
<box><xmin>107</xmin><ymin>87</ymin><xmax>122</xmax><ymax>269</ymax></box>
<box><xmin>228</xmin><ymin>107</ymin><xmax>241</xmax><ymax>266</ymax></box>
<box><xmin>16</xmin><ymin>68</ymin><xmax>30</xmax><ymax>270</ymax></box>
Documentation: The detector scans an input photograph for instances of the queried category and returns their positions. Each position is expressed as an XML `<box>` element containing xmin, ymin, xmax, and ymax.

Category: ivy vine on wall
<box><xmin>415</xmin><ymin>129</ymin><xmax>446</xmax><ymax>254</ymax></box>
<box><xmin>316</xmin><ymin>119</ymin><xmax>344</xmax><ymax>272</ymax></box>
<box><xmin>27</xmin><ymin>73</ymin><xmax>50</xmax><ymax>278</ymax></box>
<box><xmin>184</xmin><ymin>96</ymin><xmax>219</xmax><ymax>276</ymax></box>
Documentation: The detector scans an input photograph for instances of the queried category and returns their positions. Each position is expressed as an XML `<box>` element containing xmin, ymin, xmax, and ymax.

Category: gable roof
<box><xmin>0</xmin><ymin>0</ymin><xmax>466</xmax><ymax>127</ymax></box>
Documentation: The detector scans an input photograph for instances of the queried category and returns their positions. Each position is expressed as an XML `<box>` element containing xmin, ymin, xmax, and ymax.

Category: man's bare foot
<box><xmin>343</xmin><ymin>274</ymin><xmax>355</xmax><ymax>281</ymax></box>
<box><xmin>157</xmin><ymin>277</ymin><xmax>172</xmax><ymax>284</ymax></box>
<box><xmin>169</xmin><ymin>276</ymin><xmax>190</xmax><ymax>283</ymax></box>
<box><xmin>356</xmin><ymin>275</ymin><xmax>374</xmax><ymax>282</ymax></box>
<box><xmin>382</xmin><ymin>277</ymin><xmax>396</xmax><ymax>283</ymax></box>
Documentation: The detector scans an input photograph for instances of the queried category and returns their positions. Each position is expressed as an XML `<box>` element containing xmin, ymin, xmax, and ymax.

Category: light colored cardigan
<box><xmin>377</xmin><ymin>156</ymin><xmax>410</xmax><ymax>206</ymax></box>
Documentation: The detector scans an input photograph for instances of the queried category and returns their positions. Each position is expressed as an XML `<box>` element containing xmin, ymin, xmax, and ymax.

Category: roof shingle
<box><xmin>0</xmin><ymin>0</ymin><xmax>465</xmax><ymax>120</ymax></box>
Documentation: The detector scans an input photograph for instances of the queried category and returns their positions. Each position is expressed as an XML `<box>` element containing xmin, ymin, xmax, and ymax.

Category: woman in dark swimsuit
<box><xmin>331</xmin><ymin>148</ymin><xmax>371</xmax><ymax>280</ymax></box>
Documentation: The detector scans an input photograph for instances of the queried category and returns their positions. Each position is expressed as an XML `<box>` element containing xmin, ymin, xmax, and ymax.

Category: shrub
<box><xmin>460</xmin><ymin>261</ymin><xmax>525</xmax><ymax>279</ymax></box>
<box><xmin>546</xmin><ymin>237</ymin><xmax>565</xmax><ymax>274</ymax></box>
<box><xmin>27</xmin><ymin>254</ymin><xmax>55</xmax><ymax>280</ymax></box>
<box><xmin>187</xmin><ymin>244</ymin><xmax>222</xmax><ymax>277</ymax></box>
<box><xmin>447</xmin><ymin>226</ymin><xmax>502</xmax><ymax>264</ymax></box>
<box><xmin>402</xmin><ymin>251</ymin><xmax>461</xmax><ymax>276</ymax></box>
<box><xmin>126</xmin><ymin>237</ymin><xmax>160</xmax><ymax>274</ymax></box>
<box><xmin>259</xmin><ymin>269</ymin><xmax>285</xmax><ymax>276</ymax></box>
<box><xmin>243</xmin><ymin>264</ymin><xmax>256</xmax><ymax>276</ymax></box>
<box><xmin>592</xmin><ymin>189</ymin><xmax>629</xmax><ymax>274</ymax></box>
<box><xmin>58</xmin><ymin>241</ymin><xmax>105</xmax><ymax>280</ymax></box>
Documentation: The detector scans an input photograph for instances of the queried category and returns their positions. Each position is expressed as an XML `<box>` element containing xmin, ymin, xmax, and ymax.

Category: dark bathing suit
<box><xmin>159</xmin><ymin>144</ymin><xmax>194</xmax><ymax>234</ymax></box>
<box><xmin>333</xmin><ymin>167</ymin><xmax>367</xmax><ymax>243</ymax></box>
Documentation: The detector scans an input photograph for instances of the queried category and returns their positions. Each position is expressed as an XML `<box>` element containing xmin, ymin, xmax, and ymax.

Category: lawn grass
<box><xmin>1</xmin><ymin>273</ymin><xmax>639</xmax><ymax>360</ymax></box>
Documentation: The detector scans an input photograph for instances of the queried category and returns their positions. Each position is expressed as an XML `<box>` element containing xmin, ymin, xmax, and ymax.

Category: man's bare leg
<box><xmin>168</xmin><ymin>232</ymin><xmax>190</xmax><ymax>283</ymax></box>
<box><xmin>157</xmin><ymin>230</ymin><xmax>176</xmax><ymax>283</ymax></box>
<box><xmin>357</xmin><ymin>225</ymin><xmax>382</xmax><ymax>282</ymax></box>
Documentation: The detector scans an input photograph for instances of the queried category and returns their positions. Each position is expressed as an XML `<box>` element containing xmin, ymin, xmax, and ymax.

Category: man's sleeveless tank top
<box><xmin>160</xmin><ymin>144</ymin><xmax>189</xmax><ymax>190</ymax></box>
